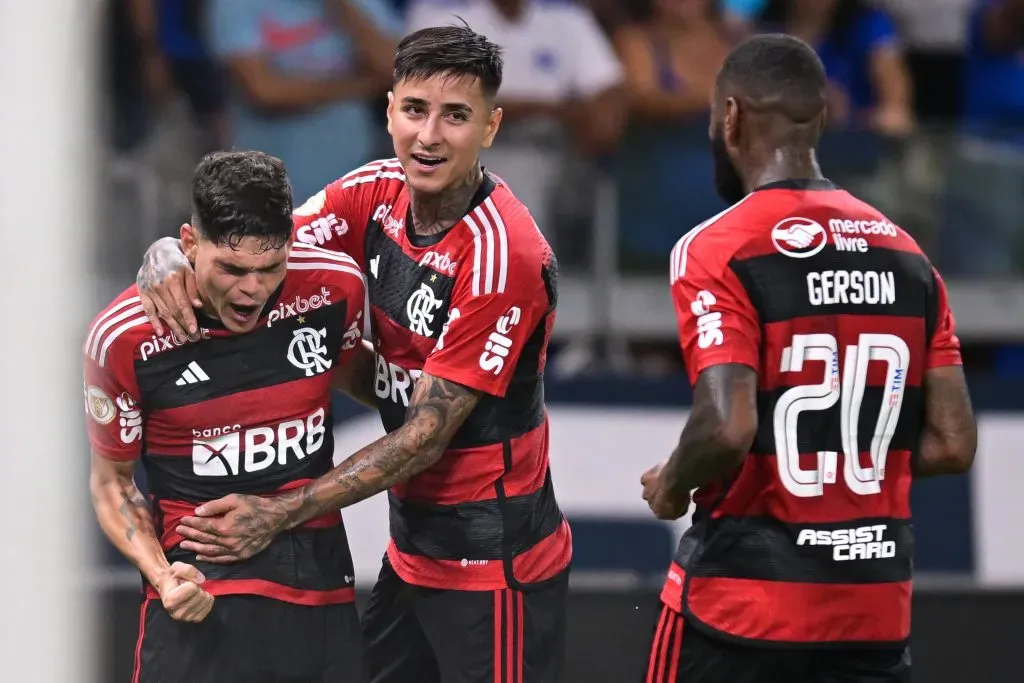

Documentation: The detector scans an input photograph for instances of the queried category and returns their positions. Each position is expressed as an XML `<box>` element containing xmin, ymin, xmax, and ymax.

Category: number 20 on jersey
<box><xmin>774</xmin><ymin>333</ymin><xmax>910</xmax><ymax>498</ymax></box>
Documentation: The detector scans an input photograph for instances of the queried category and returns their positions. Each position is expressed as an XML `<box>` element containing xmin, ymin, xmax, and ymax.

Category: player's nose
<box><xmin>416</xmin><ymin>117</ymin><xmax>443</xmax><ymax>148</ymax></box>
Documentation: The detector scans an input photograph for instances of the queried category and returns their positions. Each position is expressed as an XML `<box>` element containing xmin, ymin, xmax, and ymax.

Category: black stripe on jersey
<box><xmin>750</xmin><ymin>386</ymin><xmax>923</xmax><ymax>456</ymax></box>
<box><xmin>729</xmin><ymin>246</ymin><xmax>934</xmax><ymax>324</ymax></box>
<box><xmin>685</xmin><ymin>516</ymin><xmax>913</xmax><ymax>584</ymax></box>
<box><xmin>142</xmin><ymin>425</ymin><xmax>335</xmax><ymax>501</ymax></box>
<box><xmin>135</xmin><ymin>303</ymin><xmax>345</xmax><ymax>411</ymax></box>
<box><xmin>164</xmin><ymin>525</ymin><xmax>354</xmax><ymax>591</ymax></box>
<box><xmin>363</xmin><ymin>223</ymin><xmax>456</xmax><ymax>341</ymax></box>
<box><xmin>388</xmin><ymin>472</ymin><xmax>562</xmax><ymax>560</ymax></box>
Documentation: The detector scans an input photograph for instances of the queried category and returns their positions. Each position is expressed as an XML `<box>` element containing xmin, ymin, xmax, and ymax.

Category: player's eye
<box><xmin>447</xmin><ymin>111</ymin><xmax>469</xmax><ymax>122</ymax></box>
<box><xmin>402</xmin><ymin>105</ymin><xmax>425</xmax><ymax>116</ymax></box>
<box><xmin>220</xmin><ymin>264</ymin><xmax>248</xmax><ymax>276</ymax></box>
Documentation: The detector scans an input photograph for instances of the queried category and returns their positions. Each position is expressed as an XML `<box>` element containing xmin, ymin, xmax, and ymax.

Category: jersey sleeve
<box><xmin>671</xmin><ymin>242</ymin><xmax>761</xmax><ymax>386</ymax></box>
<box><xmin>926</xmin><ymin>268</ymin><xmax>962</xmax><ymax>369</ymax></box>
<box><xmin>423</xmin><ymin>255</ymin><xmax>549</xmax><ymax>398</ymax></box>
<box><xmin>292</xmin><ymin>163</ymin><xmax>386</xmax><ymax>262</ymax></box>
<box><xmin>83</xmin><ymin>331</ymin><xmax>144</xmax><ymax>462</ymax></box>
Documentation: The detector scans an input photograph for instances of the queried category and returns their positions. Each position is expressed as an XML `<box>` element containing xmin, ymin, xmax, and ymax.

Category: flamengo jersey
<box><xmin>662</xmin><ymin>179</ymin><xmax>962</xmax><ymax>646</ymax></box>
<box><xmin>293</xmin><ymin>158</ymin><xmax>571</xmax><ymax>591</ymax></box>
<box><xmin>83</xmin><ymin>244</ymin><xmax>366</xmax><ymax>606</ymax></box>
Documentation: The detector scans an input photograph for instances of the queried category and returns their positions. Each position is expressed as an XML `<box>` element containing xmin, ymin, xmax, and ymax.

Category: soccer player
<box><xmin>85</xmin><ymin>150</ymin><xmax>369</xmax><ymax>682</ymax></box>
<box><xmin>133</xmin><ymin>26</ymin><xmax>570</xmax><ymax>683</ymax></box>
<box><xmin>640</xmin><ymin>34</ymin><xmax>977</xmax><ymax>682</ymax></box>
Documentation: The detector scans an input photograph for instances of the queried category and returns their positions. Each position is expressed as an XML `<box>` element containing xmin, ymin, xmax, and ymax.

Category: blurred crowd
<box><xmin>103</xmin><ymin>0</ymin><xmax>1024</xmax><ymax>275</ymax></box>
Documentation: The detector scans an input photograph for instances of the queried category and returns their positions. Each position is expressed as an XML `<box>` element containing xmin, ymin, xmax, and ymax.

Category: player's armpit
<box><xmin>330</xmin><ymin>340</ymin><xmax>378</xmax><ymax>409</ymax></box>
<box><xmin>89</xmin><ymin>452</ymin><xmax>170</xmax><ymax>586</ymax></box>
<box><xmin>915</xmin><ymin>365</ymin><xmax>977</xmax><ymax>477</ymax></box>
<box><xmin>278</xmin><ymin>373</ymin><xmax>481</xmax><ymax>527</ymax></box>
<box><xmin>662</xmin><ymin>363</ymin><xmax>759</xmax><ymax>496</ymax></box>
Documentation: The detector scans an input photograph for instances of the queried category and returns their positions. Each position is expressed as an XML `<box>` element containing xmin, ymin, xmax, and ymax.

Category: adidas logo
<box><xmin>175</xmin><ymin>361</ymin><xmax>210</xmax><ymax>386</ymax></box>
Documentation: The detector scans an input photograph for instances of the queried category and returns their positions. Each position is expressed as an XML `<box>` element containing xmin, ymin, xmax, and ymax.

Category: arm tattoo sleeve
<box><xmin>284</xmin><ymin>373</ymin><xmax>481</xmax><ymax>527</ymax></box>
<box><xmin>663</xmin><ymin>363</ymin><xmax>759</xmax><ymax>495</ymax></box>
<box><xmin>118</xmin><ymin>486</ymin><xmax>151</xmax><ymax>543</ymax></box>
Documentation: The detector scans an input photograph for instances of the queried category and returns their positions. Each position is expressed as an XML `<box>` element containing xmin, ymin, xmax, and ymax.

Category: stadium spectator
<box><xmin>875</xmin><ymin>0</ymin><xmax>970</xmax><ymax>123</ymax></box>
<box><xmin>614</xmin><ymin>0</ymin><xmax>731</xmax><ymax>125</ymax></box>
<box><xmin>405</xmin><ymin>0</ymin><xmax>625</xmax><ymax>264</ymax></box>
<box><xmin>128</xmin><ymin>0</ymin><xmax>229</xmax><ymax>152</ymax></box>
<box><xmin>611</xmin><ymin>0</ymin><xmax>732</xmax><ymax>269</ymax></box>
<box><xmin>207</xmin><ymin>0</ymin><xmax>401</xmax><ymax>202</ymax></box>
<box><xmin>759</xmin><ymin>0</ymin><xmax>914</xmax><ymax>138</ymax></box>
<box><xmin>942</xmin><ymin>0</ymin><xmax>1024</xmax><ymax>276</ymax></box>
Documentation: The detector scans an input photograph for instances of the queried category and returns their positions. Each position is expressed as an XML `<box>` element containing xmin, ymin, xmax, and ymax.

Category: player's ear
<box><xmin>723</xmin><ymin>97</ymin><xmax>741</xmax><ymax>150</ymax></box>
<box><xmin>482</xmin><ymin>106</ymin><xmax>502</xmax><ymax>149</ymax></box>
<box><xmin>180</xmin><ymin>223</ymin><xmax>199</xmax><ymax>261</ymax></box>
<box><xmin>386</xmin><ymin>91</ymin><xmax>395</xmax><ymax>136</ymax></box>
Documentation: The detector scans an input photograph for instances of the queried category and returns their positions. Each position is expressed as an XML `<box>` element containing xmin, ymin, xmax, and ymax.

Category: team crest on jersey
<box><xmin>771</xmin><ymin>217</ymin><xmax>828</xmax><ymax>259</ymax></box>
<box><xmin>287</xmin><ymin>327</ymin><xmax>333</xmax><ymax>377</ymax></box>
<box><xmin>407</xmin><ymin>283</ymin><xmax>443</xmax><ymax>337</ymax></box>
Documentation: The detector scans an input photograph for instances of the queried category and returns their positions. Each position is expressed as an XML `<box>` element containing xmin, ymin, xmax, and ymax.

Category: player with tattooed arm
<box><xmin>640</xmin><ymin>35</ymin><xmax>976</xmax><ymax>683</ymax></box>
<box><xmin>133</xmin><ymin>26</ymin><xmax>570</xmax><ymax>683</ymax></box>
<box><xmin>85</xmin><ymin>151</ymin><xmax>369</xmax><ymax>682</ymax></box>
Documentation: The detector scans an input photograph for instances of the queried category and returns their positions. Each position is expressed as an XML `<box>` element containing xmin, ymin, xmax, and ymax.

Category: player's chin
<box><xmin>404</xmin><ymin>163</ymin><xmax>453</xmax><ymax>193</ymax></box>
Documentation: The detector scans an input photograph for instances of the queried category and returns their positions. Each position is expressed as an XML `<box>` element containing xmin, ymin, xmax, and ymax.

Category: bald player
<box><xmin>640</xmin><ymin>34</ymin><xmax>976</xmax><ymax>683</ymax></box>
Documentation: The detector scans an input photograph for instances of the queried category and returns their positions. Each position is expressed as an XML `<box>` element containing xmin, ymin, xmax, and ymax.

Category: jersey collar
<box><xmin>754</xmin><ymin>178</ymin><xmax>838</xmax><ymax>192</ymax></box>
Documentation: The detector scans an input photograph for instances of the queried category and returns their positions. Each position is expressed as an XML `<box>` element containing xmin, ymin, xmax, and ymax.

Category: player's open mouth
<box><xmin>228</xmin><ymin>303</ymin><xmax>259</xmax><ymax>323</ymax></box>
<box><xmin>410</xmin><ymin>154</ymin><xmax>446</xmax><ymax>172</ymax></box>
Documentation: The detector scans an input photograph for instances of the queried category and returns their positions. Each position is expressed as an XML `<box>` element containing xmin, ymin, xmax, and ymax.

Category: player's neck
<box><xmin>408</xmin><ymin>165</ymin><xmax>484</xmax><ymax>237</ymax></box>
<box><xmin>748</xmin><ymin>147</ymin><xmax>824</xmax><ymax>192</ymax></box>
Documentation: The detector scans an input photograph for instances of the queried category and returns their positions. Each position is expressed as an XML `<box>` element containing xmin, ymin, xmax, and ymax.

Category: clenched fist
<box><xmin>154</xmin><ymin>561</ymin><xmax>215</xmax><ymax>623</ymax></box>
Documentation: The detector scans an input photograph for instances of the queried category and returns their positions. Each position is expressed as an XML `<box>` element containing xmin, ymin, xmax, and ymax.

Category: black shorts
<box><xmin>132</xmin><ymin>594</ymin><xmax>366</xmax><ymax>683</ymax></box>
<box><xmin>645</xmin><ymin>606</ymin><xmax>911</xmax><ymax>683</ymax></box>
<box><xmin>362</xmin><ymin>556</ymin><xmax>568</xmax><ymax>683</ymax></box>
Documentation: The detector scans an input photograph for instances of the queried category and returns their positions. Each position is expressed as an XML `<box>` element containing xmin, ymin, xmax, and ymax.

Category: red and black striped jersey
<box><xmin>292</xmin><ymin>159</ymin><xmax>571</xmax><ymax>591</ymax></box>
<box><xmin>661</xmin><ymin>179</ymin><xmax>962</xmax><ymax>646</ymax></box>
<box><xmin>83</xmin><ymin>244</ymin><xmax>366</xmax><ymax>606</ymax></box>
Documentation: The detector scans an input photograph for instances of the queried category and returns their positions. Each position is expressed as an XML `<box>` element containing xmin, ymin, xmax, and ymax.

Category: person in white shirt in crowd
<box><xmin>405</xmin><ymin>0</ymin><xmax>625</xmax><ymax>264</ymax></box>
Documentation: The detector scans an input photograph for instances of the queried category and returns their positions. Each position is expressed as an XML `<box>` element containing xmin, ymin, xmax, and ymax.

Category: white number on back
<box><xmin>773</xmin><ymin>333</ymin><xmax>910</xmax><ymax>498</ymax></box>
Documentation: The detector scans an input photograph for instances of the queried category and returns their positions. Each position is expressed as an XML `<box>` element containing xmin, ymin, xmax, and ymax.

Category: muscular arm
<box><xmin>284</xmin><ymin>372</ymin><xmax>480</xmax><ymax>526</ymax></box>
<box><xmin>90</xmin><ymin>453</ymin><xmax>170</xmax><ymax>587</ymax></box>
<box><xmin>660</xmin><ymin>364</ymin><xmax>759</xmax><ymax>498</ymax></box>
<box><xmin>330</xmin><ymin>340</ymin><xmax>378</xmax><ymax>409</ymax></box>
<box><xmin>915</xmin><ymin>366</ymin><xmax>977</xmax><ymax>477</ymax></box>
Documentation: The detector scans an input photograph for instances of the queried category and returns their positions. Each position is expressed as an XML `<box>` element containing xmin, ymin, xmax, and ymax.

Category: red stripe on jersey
<box><xmin>760</xmin><ymin>315</ymin><xmax>927</xmax><ymax>393</ymax></box>
<box><xmin>144</xmin><ymin>377</ymin><xmax>332</xmax><ymax>456</ymax></box>
<box><xmin>386</xmin><ymin>517</ymin><xmax>571</xmax><ymax>591</ymax></box>
<box><xmin>713</xmin><ymin>451</ymin><xmax>913</xmax><ymax>523</ymax></box>
<box><xmin>156</xmin><ymin>497</ymin><xmax>339</xmax><ymax>550</ymax></box>
<box><xmin>687</xmin><ymin>572</ymin><xmax>910</xmax><ymax>643</ymax></box>
<box><xmin>394</xmin><ymin>420</ymin><xmax>549</xmax><ymax>504</ymax></box>
<box><xmin>145</xmin><ymin>579</ymin><xmax>355</xmax><ymax>606</ymax></box>
<box><xmin>371</xmin><ymin>306</ymin><xmax>436</xmax><ymax>370</ymax></box>
<box><xmin>659</xmin><ymin>562</ymin><xmax>909</xmax><ymax>643</ymax></box>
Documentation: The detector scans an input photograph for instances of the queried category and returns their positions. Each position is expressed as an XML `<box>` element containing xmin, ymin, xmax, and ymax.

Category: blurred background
<box><xmin>85</xmin><ymin>0</ymin><xmax>1024</xmax><ymax>680</ymax></box>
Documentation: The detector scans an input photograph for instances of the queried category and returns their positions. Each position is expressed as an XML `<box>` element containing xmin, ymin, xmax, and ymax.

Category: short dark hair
<box><xmin>393</xmin><ymin>24</ymin><xmax>504</xmax><ymax>99</ymax></box>
<box><xmin>191</xmin><ymin>150</ymin><xmax>293</xmax><ymax>252</ymax></box>
<box><xmin>717</xmin><ymin>33</ymin><xmax>827</xmax><ymax>124</ymax></box>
